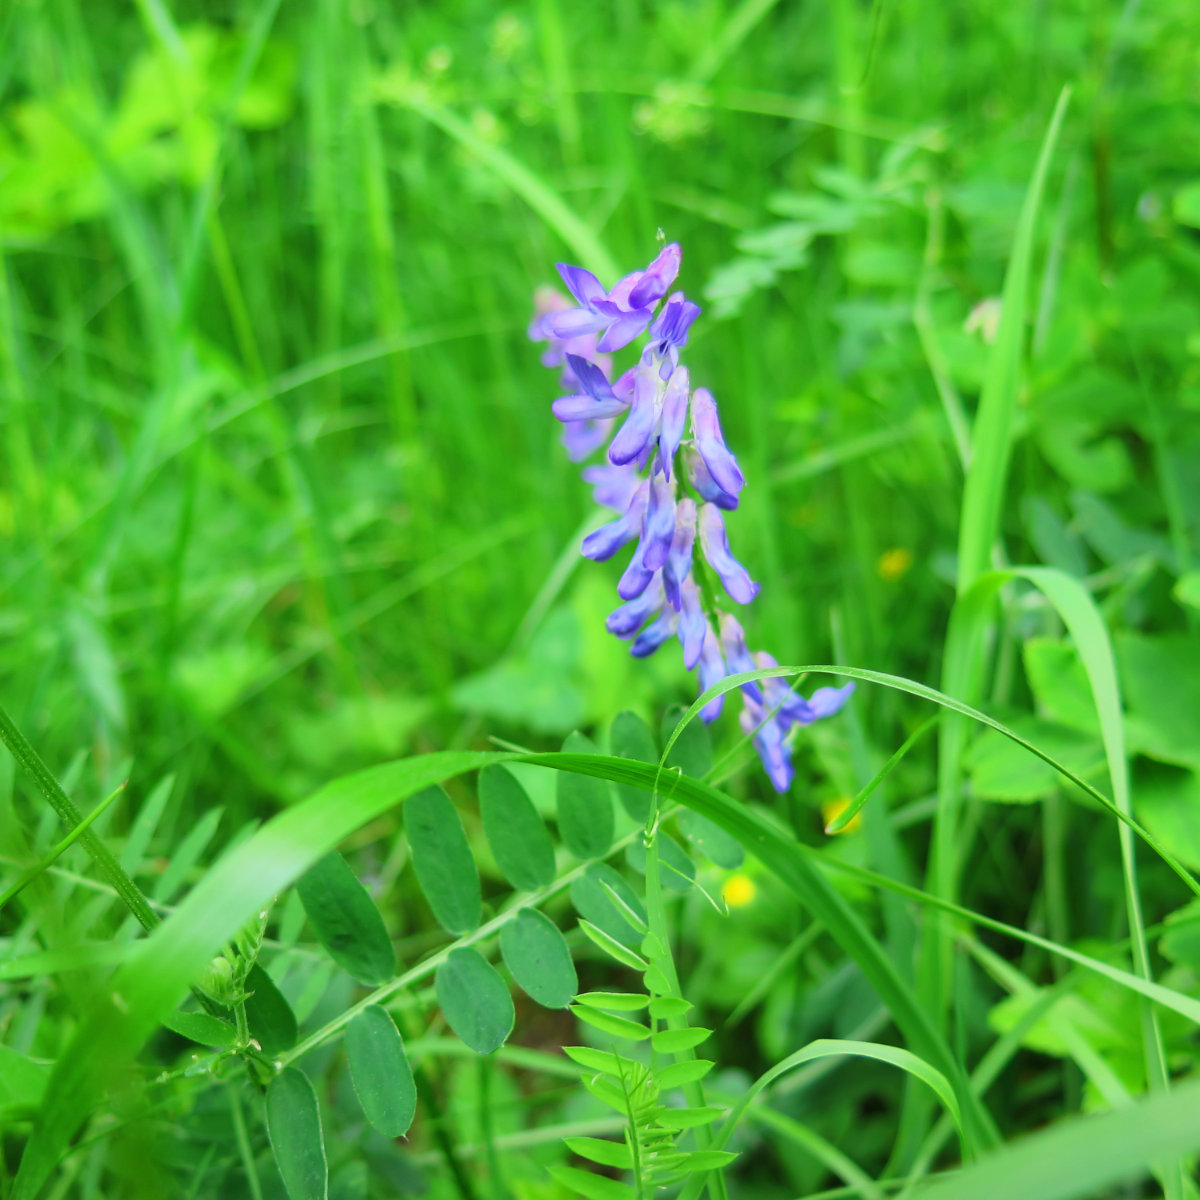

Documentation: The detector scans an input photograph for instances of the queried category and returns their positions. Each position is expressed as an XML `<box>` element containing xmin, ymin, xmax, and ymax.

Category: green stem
<box><xmin>0</xmin><ymin>701</ymin><xmax>158</xmax><ymax>932</ymax></box>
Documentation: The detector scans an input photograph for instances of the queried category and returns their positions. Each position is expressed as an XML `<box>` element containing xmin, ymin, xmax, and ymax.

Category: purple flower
<box><xmin>649</xmin><ymin>293</ymin><xmax>702</xmax><ymax>377</ymax></box>
<box><xmin>582</xmin><ymin>482</ymin><xmax>648</xmax><ymax>561</ymax></box>
<box><xmin>606</xmin><ymin>579</ymin><xmax>664</xmax><ymax>638</ymax></box>
<box><xmin>739</xmin><ymin>698</ymin><xmax>794</xmax><ymax>793</ymax></box>
<box><xmin>628</xmin><ymin>243</ymin><xmax>682</xmax><ymax>310</ymax></box>
<box><xmin>609</xmin><ymin>350</ymin><xmax>662</xmax><ymax>466</ymax></box>
<box><xmin>562</xmin><ymin>417</ymin><xmax>613</xmax><ymax>462</ymax></box>
<box><xmin>631</xmin><ymin>608</ymin><xmax>676</xmax><ymax>657</ymax></box>
<box><xmin>691</xmin><ymin>389</ymin><xmax>744</xmax><ymax>499</ymax></box>
<box><xmin>583</xmin><ymin>462</ymin><xmax>642</xmax><ymax>513</ymax></box>
<box><xmin>640</xmin><ymin>473</ymin><xmax>676</xmax><ymax>572</ymax></box>
<box><xmin>552</xmin><ymin>355</ymin><xmax>629</xmax><ymax>422</ymax></box>
<box><xmin>678</xmin><ymin>578</ymin><xmax>707</xmax><ymax>670</ymax></box>
<box><xmin>699</xmin><ymin>504</ymin><xmax>760</xmax><ymax>604</ymax></box>
<box><xmin>662</xmin><ymin>498</ymin><xmax>696</xmax><ymax>611</ymax></box>
<box><xmin>657</xmin><ymin>366</ymin><xmax>689</xmax><ymax>478</ymax></box>
<box><xmin>684</xmin><ymin>445</ymin><xmax>738</xmax><ymax>511</ymax></box>
<box><xmin>697</xmin><ymin>626</ymin><xmax>727</xmax><ymax>722</ymax></box>
<box><xmin>547</xmin><ymin>265</ymin><xmax>613</xmax><ymax>339</ymax></box>
<box><xmin>617</xmin><ymin>544</ymin><xmax>656</xmax><ymax>600</ymax></box>
<box><xmin>718</xmin><ymin>613</ymin><xmax>762</xmax><ymax>700</ymax></box>
<box><xmin>532</xmin><ymin>240</ymin><xmax>855</xmax><ymax>797</ymax></box>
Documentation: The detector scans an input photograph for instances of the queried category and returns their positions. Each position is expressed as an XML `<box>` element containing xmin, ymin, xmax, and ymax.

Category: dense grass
<box><xmin>2</xmin><ymin>1</ymin><xmax>1200</xmax><ymax>1198</ymax></box>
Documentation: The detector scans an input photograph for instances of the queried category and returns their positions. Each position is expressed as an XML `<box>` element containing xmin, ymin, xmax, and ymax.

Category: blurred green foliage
<box><xmin>2</xmin><ymin>0</ymin><xmax>1199</xmax><ymax>1196</ymax></box>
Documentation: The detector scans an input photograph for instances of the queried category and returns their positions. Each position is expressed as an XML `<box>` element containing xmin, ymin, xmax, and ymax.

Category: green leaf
<box><xmin>546</xmin><ymin>1165</ymin><xmax>637</xmax><ymax>1200</ymax></box>
<box><xmin>1118</xmin><ymin>634</ymin><xmax>1200</xmax><ymax>771</ymax></box>
<box><xmin>649</xmin><ymin>996</ymin><xmax>693</xmax><ymax>1020</ymax></box>
<box><xmin>577</xmin><ymin>919</ymin><xmax>648</xmax><ymax>971</ymax></box>
<box><xmin>563</xmin><ymin>1044</ymin><xmax>628</xmax><ymax>1075</ymax></box>
<box><xmin>910</xmin><ymin>1075</ymin><xmax>1200</xmax><ymax>1200</ymax></box>
<box><xmin>478</xmin><ymin>765</ymin><xmax>554</xmax><ymax>891</ymax></box>
<box><xmin>499</xmin><ymin>909</ymin><xmax>577</xmax><ymax>1009</ymax></box>
<box><xmin>295</xmin><ymin>851</ymin><xmax>396</xmax><ymax>985</ymax></box>
<box><xmin>609</xmin><ymin>710</ymin><xmax>657</xmax><ymax>821</ymax></box>
<box><xmin>345</xmin><ymin>1006</ymin><xmax>415</xmax><ymax>1138</ymax></box>
<box><xmin>557</xmin><ymin>731</ymin><xmax>614</xmax><ymax>858</ymax></box>
<box><xmin>575</xmin><ymin>991</ymin><xmax>649</xmax><ymax>1011</ymax></box>
<box><xmin>435</xmin><ymin>948</ymin><xmax>514</xmax><ymax>1054</ymax></box>
<box><xmin>652</xmin><ymin>1027</ymin><xmax>711</xmax><ymax>1053</ymax></box>
<box><xmin>562</xmin><ymin>1136</ymin><xmax>633</xmax><ymax>1170</ymax></box>
<box><xmin>0</xmin><ymin>1046</ymin><xmax>49</xmax><ymax>1120</ymax></box>
<box><xmin>570</xmin><ymin>1004</ymin><xmax>650</xmax><ymax>1041</ymax></box>
<box><xmin>656</xmin><ymin>1059</ymin><xmax>715</xmax><ymax>1088</ymax></box>
<box><xmin>661</xmin><ymin>704</ymin><xmax>713</xmax><ymax>778</ymax></box>
<box><xmin>245</xmin><ymin>962</ymin><xmax>298</xmax><ymax>1055</ymax></box>
<box><xmin>162</xmin><ymin>1010</ymin><xmax>236</xmax><ymax>1047</ymax></box>
<box><xmin>406</xmin><ymin>786</ymin><xmax>481</xmax><ymax>934</ymax></box>
<box><xmin>677</xmin><ymin>809</ymin><xmax>744</xmax><ymax>869</ymax></box>
<box><xmin>265</xmin><ymin>1068</ymin><xmax>328</xmax><ymax>1200</ymax></box>
<box><xmin>570</xmin><ymin>862</ymin><xmax>646</xmax><ymax>948</ymax></box>
<box><xmin>658</xmin><ymin>1149</ymin><xmax>738</xmax><ymax>1172</ymax></box>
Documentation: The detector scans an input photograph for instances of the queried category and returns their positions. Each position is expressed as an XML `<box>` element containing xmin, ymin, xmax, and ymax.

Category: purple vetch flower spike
<box><xmin>551</xmin><ymin>354</ymin><xmax>629</xmax><ymax>422</ymax></box>
<box><xmin>628</xmin><ymin>243</ymin><xmax>682</xmax><ymax>310</ymax></box>
<box><xmin>582</xmin><ymin>481</ymin><xmax>648</xmax><ymax>561</ymax></box>
<box><xmin>583</xmin><ymin>461</ymin><xmax>642</xmax><ymax>512</ymax></box>
<box><xmin>718</xmin><ymin>613</ymin><xmax>763</xmax><ymax>705</ymax></box>
<box><xmin>609</xmin><ymin>350</ymin><xmax>662</xmax><ymax>466</ymax></box>
<box><xmin>662</xmin><ymin>498</ymin><xmax>696</xmax><ymax>610</ymax></box>
<box><xmin>699</xmin><ymin>503</ymin><xmax>760</xmax><ymax>604</ymax></box>
<box><xmin>683</xmin><ymin>445</ymin><xmax>738</xmax><ymax>511</ymax></box>
<box><xmin>691</xmin><ymin>388</ymin><xmax>744</xmax><ymax>499</ymax></box>
<box><xmin>677</xmin><ymin>578</ymin><xmax>707</xmax><ymax>670</ymax></box>
<box><xmin>697</xmin><ymin>625</ymin><xmax>727</xmax><ymax>722</ymax></box>
<box><xmin>657</xmin><ymin>366</ymin><xmax>689</xmax><ymax>478</ymax></box>
<box><xmin>606</xmin><ymin>579</ymin><xmax>664</xmax><ymax>638</ymax></box>
<box><xmin>640</xmin><ymin>472</ymin><xmax>676</xmax><ymax>572</ymax></box>
<box><xmin>631</xmin><ymin>608</ymin><xmax>677</xmax><ymax>658</ymax></box>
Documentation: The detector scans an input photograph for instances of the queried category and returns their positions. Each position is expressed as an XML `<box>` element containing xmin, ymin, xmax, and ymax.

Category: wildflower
<box><xmin>530</xmin><ymin>241</ymin><xmax>853</xmax><ymax>793</ymax></box>
<box><xmin>721</xmin><ymin>873</ymin><xmax>757</xmax><ymax>908</ymax></box>
<box><xmin>877</xmin><ymin>547</ymin><xmax>913</xmax><ymax>581</ymax></box>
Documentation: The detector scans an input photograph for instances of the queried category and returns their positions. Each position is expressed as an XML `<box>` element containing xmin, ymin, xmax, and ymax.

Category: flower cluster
<box><xmin>529</xmin><ymin>243</ymin><xmax>852</xmax><ymax>792</ymax></box>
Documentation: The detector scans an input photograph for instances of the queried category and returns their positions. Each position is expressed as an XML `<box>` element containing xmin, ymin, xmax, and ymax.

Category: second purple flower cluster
<box><xmin>529</xmin><ymin>243</ymin><xmax>852</xmax><ymax>792</ymax></box>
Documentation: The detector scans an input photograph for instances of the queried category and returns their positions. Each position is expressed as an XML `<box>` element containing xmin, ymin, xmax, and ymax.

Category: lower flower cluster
<box><xmin>529</xmin><ymin>243</ymin><xmax>852</xmax><ymax>793</ymax></box>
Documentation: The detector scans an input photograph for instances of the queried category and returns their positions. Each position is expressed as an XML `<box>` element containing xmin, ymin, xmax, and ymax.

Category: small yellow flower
<box><xmin>821</xmin><ymin>797</ymin><xmax>862</xmax><ymax>835</ymax></box>
<box><xmin>721</xmin><ymin>873</ymin><xmax>757</xmax><ymax>908</ymax></box>
<box><xmin>877</xmin><ymin>547</ymin><xmax>913</xmax><ymax>581</ymax></box>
